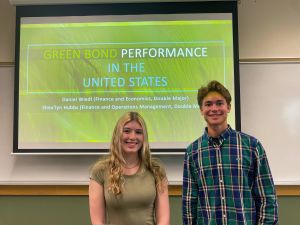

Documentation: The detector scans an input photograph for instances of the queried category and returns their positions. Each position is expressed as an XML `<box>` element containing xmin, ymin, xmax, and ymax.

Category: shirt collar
<box><xmin>203</xmin><ymin>125</ymin><xmax>233</xmax><ymax>144</ymax></box>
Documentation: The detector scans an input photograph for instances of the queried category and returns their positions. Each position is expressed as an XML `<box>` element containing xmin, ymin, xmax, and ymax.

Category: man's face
<box><xmin>200</xmin><ymin>91</ymin><xmax>231</xmax><ymax>129</ymax></box>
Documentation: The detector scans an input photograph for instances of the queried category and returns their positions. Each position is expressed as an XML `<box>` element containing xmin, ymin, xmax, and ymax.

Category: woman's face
<box><xmin>121</xmin><ymin>120</ymin><xmax>144</xmax><ymax>155</ymax></box>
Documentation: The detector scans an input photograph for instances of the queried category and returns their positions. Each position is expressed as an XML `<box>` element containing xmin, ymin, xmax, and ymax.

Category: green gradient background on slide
<box><xmin>18</xmin><ymin>20</ymin><xmax>235</xmax><ymax>148</ymax></box>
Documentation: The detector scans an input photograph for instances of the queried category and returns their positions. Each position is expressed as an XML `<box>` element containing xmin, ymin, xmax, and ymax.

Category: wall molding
<box><xmin>0</xmin><ymin>62</ymin><xmax>14</xmax><ymax>67</ymax></box>
<box><xmin>2</xmin><ymin>58</ymin><xmax>300</xmax><ymax>68</ymax></box>
<box><xmin>240</xmin><ymin>58</ymin><xmax>300</xmax><ymax>64</ymax></box>
<box><xmin>0</xmin><ymin>185</ymin><xmax>299</xmax><ymax>196</ymax></box>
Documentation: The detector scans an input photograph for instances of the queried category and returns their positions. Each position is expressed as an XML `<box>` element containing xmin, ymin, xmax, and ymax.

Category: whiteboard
<box><xmin>1</xmin><ymin>63</ymin><xmax>300</xmax><ymax>185</ymax></box>
<box><xmin>240</xmin><ymin>62</ymin><xmax>300</xmax><ymax>185</ymax></box>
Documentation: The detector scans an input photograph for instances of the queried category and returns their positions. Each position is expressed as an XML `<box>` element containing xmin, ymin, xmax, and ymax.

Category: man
<box><xmin>182</xmin><ymin>80</ymin><xmax>278</xmax><ymax>225</ymax></box>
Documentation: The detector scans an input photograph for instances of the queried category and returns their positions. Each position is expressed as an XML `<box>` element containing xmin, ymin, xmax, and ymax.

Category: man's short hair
<box><xmin>197</xmin><ymin>80</ymin><xmax>232</xmax><ymax>109</ymax></box>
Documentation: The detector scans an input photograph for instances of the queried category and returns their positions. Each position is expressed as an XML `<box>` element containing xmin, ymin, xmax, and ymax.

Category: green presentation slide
<box><xmin>18</xmin><ymin>16</ymin><xmax>236</xmax><ymax>151</ymax></box>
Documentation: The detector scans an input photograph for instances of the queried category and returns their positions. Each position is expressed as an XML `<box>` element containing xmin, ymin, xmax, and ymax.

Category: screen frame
<box><xmin>13</xmin><ymin>1</ymin><xmax>241</xmax><ymax>154</ymax></box>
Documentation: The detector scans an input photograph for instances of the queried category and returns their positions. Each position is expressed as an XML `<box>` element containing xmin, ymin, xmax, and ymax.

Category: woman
<box><xmin>89</xmin><ymin>111</ymin><xmax>170</xmax><ymax>225</ymax></box>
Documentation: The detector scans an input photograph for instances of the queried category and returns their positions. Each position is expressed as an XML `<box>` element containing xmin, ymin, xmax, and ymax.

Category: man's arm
<box><xmin>182</xmin><ymin>146</ymin><xmax>199</xmax><ymax>225</ymax></box>
<box><xmin>253</xmin><ymin>141</ymin><xmax>278</xmax><ymax>225</ymax></box>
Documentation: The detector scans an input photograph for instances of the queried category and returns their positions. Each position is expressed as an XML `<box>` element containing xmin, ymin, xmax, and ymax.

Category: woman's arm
<box><xmin>155</xmin><ymin>180</ymin><xmax>170</xmax><ymax>225</ymax></box>
<box><xmin>89</xmin><ymin>179</ymin><xmax>106</xmax><ymax>225</ymax></box>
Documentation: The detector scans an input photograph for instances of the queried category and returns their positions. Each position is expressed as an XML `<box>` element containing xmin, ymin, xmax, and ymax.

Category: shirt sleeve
<box><xmin>182</xmin><ymin>145</ymin><xmax>199</xmax><ymax>225</ymax></box>
<box><xmin>89</xmin><ymin>162</ymin><xmax>105</xmax><ymax>185</ymax></box>
<box><xmin>152</xmin><ymin>157</ymin><xmax>167</xmax><ymax>179</ymax></box>
<box><xmin>253</xmin><ymin>141</ymin><xmax>279</xmax><ymax>225</ymax></box>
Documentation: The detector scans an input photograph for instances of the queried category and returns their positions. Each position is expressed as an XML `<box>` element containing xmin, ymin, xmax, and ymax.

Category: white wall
<box><xmin>238</xmin><ymin>0</ymin><xmax>300</xmax><ymax>58</ymax></box>
<box><xmin>0</xmin><ymin>0</ymin><xmax>15</xmax><ymax>62</ymax></box>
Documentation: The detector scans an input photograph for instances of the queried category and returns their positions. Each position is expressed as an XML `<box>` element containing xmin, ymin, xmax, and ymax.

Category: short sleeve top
<box><xmin>90</xmin><ymin>158</ymin><xmax>166</xmax><ymax>225</ymax></box>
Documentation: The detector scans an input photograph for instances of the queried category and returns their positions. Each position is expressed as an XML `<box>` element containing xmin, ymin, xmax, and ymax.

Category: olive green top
<box><xmin>90</xmin><ymin>159</ymin><xmax>166</xmax><ymax>225</ymax></box>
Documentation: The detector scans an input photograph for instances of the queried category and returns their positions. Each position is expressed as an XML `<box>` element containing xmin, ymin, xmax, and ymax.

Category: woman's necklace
<box><xmin>123</xmin><ymin>160</ymin><xmax>140</xmax><ymax>169</ymax></box>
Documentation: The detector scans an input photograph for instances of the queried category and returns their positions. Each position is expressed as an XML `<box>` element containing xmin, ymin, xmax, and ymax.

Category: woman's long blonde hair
<box><xmin>104</xmin><ymin>111</ymin><xmax>166</xmax><ymax>195</ymax></box>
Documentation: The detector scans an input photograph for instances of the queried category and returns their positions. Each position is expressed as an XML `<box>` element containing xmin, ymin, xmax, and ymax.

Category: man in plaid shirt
<box><xmin>182</xmin><ymin>80</ymin><xmax>278</xmax><ymax>225</ymax></box>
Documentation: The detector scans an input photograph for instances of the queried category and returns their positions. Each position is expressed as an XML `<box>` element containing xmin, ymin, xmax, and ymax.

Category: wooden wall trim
<box><xmin>3</xmin><ymin>58</ymin><xmax>300</xmax><ymax>67</ymax></box>
<box><xmin>240</xmin><ymin>58</ymin><xmax>300</xmax><ymax>63</ymax></box>
<box><xmin>0</xmin><ymin>185</ymin><xmax>299</xmax><ymax>196</ymax></box>
<box><xmin>0</xmin><ymin>62</ymin><xmax>14</xmax><ymax>67</ymax></box>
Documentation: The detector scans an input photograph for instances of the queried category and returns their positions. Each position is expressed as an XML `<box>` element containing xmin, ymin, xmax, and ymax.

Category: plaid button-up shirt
<box><xmin>182</xmin><ymin>126</ymin><xmax>278</xmax><ymax>225</ymax></box>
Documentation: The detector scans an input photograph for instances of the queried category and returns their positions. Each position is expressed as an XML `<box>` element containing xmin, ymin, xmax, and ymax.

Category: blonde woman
<box><xmin>89</xmin><ymin>112</ymin><xmax>170</xmax><ymax>225</ymax></box>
